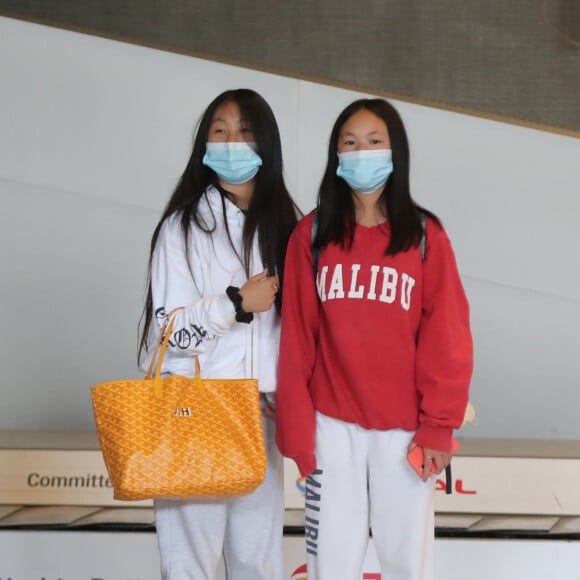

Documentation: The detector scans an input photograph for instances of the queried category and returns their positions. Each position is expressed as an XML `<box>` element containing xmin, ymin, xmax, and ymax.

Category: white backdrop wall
<box><xmin>1</xmin><ymin>16</ymin><xmax>579</xmax><ymax>437</ymax></box>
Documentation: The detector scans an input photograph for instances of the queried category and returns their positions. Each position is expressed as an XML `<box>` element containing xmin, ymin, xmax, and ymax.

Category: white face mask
<box><xmin>336</xmin><ymin>149</ymin><xmax>393</xmax><ymax>193</ymax></box>
<box><xmin>202</xmin><ymin>142</ymin><xmax>263</xmax><ymax>185</ymax></box>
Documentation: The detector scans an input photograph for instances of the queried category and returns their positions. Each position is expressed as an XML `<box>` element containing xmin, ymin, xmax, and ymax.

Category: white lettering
<box><xmin>347</xmin><ymin>264</ymin><xmax>364</xmax><ymax>298</ymax></box>
<box><xmin>379</xmin><ymin>267</ymin><xmax>398</xmax><ymax>303</ymax></box>
<box><xmin>400</xmin><ymin>273</ymin><xmax>416</xmax><ymax>311</ymax></box>
<box><xmin>318</xmin><ymin>263</ymin><xmax>415</xmax><ymax>310</ymax></box>
<box><xmin>366</xmin><ymin>265</ymin><xmax>380</xmax><ymax>300</ymax></box>
<box><xmin>327</xmin><ymin>264</ymin><xmax>345</xmax><ymax>300</ymax></box>
<box><xmin>316</xmin><ymin>266</ymin><xmax>329</xmax><ymax>302</ymax></box>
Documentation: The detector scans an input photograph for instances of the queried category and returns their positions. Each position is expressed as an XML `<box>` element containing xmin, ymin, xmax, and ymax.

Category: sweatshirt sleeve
<box><xmin>413</xmin><ymin>220</ymin><xmax>473</xmax><ymax>452</ymax></box>
<box><xmin>276</xmin><ymin>216</ymin><xmax>319</xmax><ymax>477</ymax></box>
<box><xmin>149</xmin><ymin>217</ymin><xmax>236</xmax><ymax>359</ymax></box>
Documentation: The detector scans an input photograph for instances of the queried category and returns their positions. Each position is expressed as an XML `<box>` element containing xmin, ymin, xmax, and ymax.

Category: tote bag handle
<box><xmin>144</xmin><ymin>307</ymin><xmax>186</xmax><ymax>397</ymax></box>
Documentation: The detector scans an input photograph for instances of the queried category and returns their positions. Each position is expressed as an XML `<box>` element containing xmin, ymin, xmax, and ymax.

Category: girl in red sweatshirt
<box><xmin>276</xmin><ymin>98</ymin><xmax>473</xmax><ymax>580</ymax></box>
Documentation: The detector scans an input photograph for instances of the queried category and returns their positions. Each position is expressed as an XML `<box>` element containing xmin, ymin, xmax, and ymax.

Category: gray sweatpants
<box><xmin>154</xmin><ymin>410</ymin><xmax>284</xmax><ymax>580</ymax></box>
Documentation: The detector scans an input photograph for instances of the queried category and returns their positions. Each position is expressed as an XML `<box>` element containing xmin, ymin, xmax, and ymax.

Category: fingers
<box><xmin>416</xmin><ymin>446</ymin><xmax>452</xmax><ymax>480</ymax></box>
<box><xmin>263</xmin><ymin>275</ymin><xmax>279</xmax><ymax>299</ymax></box>
<box><xmin>239</xmin><ymin>272</ymin><xmax>279</xmax><ymax>313</ymax></box>
<box><xmin>250</xmin><ymin>271</ymin><xmax>279</xmax><ymax>293</ymax></box>
<box><xmin>422</xmin><ymin>453</ymin><xmax>434</xmax><ymax>480</ymax></box>
<box><xmin>258</xmin><ymin>271</ymin><xmax>279</xmax><ymax>295</ymax></box>
<box><xmin>251</xmin><ymin>269</ymin><xmax>269</xmax><ymax>281</ymax></box>
<box><xmin>437</xmin><ymin>452</ymin><xmax>452</xmax><ymax>474</ymax></box>
<box><xmin>423</xmin><ymin>450</ymin><xmax>451</xmax><ymax>479</ymax></box>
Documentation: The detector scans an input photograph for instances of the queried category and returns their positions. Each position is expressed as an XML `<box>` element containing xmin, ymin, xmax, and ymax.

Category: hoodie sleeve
<box><xmin>413</xmin><ymin>220</ymin><xmax>474</xmax><ymax>452</ymax></box>
<box><xmin>276</xmin><ymin>216</ymin><xmax>319</xmax><ymax>477</ymax></box>
<box><xmin>148</xmin><ymin>216</ymin><xmax>236</xmax><ymax>359</ymax></box>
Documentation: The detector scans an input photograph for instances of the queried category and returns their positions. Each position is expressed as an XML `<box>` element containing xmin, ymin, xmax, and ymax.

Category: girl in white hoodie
<box><xmin>139</xmin><ymin>89</ymin><xmax>299</xmax><ymax>580</ymax></box>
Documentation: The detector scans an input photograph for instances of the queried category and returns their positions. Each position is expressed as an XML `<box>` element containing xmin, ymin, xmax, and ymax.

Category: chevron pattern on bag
<box><xmin>91</xmin><ymin>373</ymin><xmax>266</xmax><ymax>501</ymax></box>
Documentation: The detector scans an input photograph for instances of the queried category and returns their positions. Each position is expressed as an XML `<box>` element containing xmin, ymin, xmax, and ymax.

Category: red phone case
<box><xmin>407</xmin><ymin>438</ymin><xmax>460</xmax><ymax>477</ymax></box>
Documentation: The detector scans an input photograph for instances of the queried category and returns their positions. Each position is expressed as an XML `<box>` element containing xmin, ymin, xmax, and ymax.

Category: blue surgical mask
<box><xmin>336</xmin><ymin>149</ymin><xmax>393</xmax><ymax>194</ymax></box>
<box><xmin>203</xmin><ymin>142</ymin><xmax>263</xmax><ymax>185</ymax></box>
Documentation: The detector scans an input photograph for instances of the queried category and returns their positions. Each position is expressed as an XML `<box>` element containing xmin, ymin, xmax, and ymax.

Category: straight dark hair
<box><xmin>314</xmin><ymin>98</ymin><xmax>439</xmax><ymax>254</ymax></box>
<box><xmin>138</xmin><ymin>89</ymin><xmax>299</xmax><ymax>361</ymax></box>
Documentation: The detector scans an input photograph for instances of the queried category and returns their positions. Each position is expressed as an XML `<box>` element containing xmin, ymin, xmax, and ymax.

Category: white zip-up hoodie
<box><xmin>141</xmin><ymin>186</ymin><xmax>279</xmax><ymax>392</ymax></box>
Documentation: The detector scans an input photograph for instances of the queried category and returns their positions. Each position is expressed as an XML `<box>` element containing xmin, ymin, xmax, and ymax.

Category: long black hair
<box><xmin>314</xmin><ymin>98</ymin><xmax>439</xmax><ymax>254</ymax></box>
<box><xmin>138</xmin><ymin>89</ymin><xmax>299</xmax><ymax>360</ymax></box>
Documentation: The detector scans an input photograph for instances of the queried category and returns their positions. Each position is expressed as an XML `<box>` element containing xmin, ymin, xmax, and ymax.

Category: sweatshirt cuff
<box><xmin>212</xmin><ymin>293</ymin><xmax>238</xmax><ymax>329</ymax></box>
<box><xmin>412</xmin><ymin>423</ymin><xmax>454</xmax><ymax>452</ymax></box>
<box><xmin>293</xmin><ymin>453</ymin><xmax>317</xmax><ymax>478</ymax></box>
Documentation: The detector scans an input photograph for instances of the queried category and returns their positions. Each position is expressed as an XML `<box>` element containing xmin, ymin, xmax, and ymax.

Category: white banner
<box><xmin>0</xmin><ymin>449</ymin><xmax>150</xmax><ymax>507</ymax></box>
<box><xmin>0</xmin><ymin>531</ymin><xmax>578</xmax><ymax>580</ymax></box>
<box><xmin>2</xmin><ymin>446</ymin><xmax>580</xmax><ymax>515</ymax></box>
<box><xmin>283</xmin><ymin>456</ymin><xmax>580</xmax><ymax>515</ymax></box>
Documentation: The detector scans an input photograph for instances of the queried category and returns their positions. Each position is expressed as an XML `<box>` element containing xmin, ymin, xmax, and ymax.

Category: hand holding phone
<box><xmin>407</xmin><ymin>438</ymin><xmax>460</xmax><ymax>478</ymax></box>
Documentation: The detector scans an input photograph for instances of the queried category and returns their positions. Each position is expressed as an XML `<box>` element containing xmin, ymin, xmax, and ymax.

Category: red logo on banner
<box><xmin>291</xmin><ymin>563</ymin><xmax>308</xmax><ymax>580</ymax></box>
<box><xmin>435</xmin><ymin>478</ymin><xmax>477</xmax><ymax>494</ymax></box>
<box><xmin>298</xmin><ymin>476</ymin><xmax>477</xmax><ymax>496</ymax></box>
<box><xmin>291</xmin><ymin>564</ymin><xmax>381</xmax><ymax>579</ymax></box>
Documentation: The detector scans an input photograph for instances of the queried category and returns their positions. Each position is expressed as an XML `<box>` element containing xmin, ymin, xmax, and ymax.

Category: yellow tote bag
<box><xmin>91</xmin><ymin>314</ymin><xmax>266</xmax><ymax>501</ymax></box>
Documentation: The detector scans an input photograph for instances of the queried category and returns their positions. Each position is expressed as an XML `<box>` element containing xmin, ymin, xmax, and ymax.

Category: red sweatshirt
<box><xmin>276</xmin><ymin>213</ymin><xmax>473</xmax><ymax>477</ymax></box>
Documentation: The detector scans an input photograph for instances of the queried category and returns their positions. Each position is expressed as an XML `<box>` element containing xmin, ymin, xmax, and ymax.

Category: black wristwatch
<box><xmin>226</xmin><ymin>286</ymin><xmax>254</xmax><ymax>323</ymax></box>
